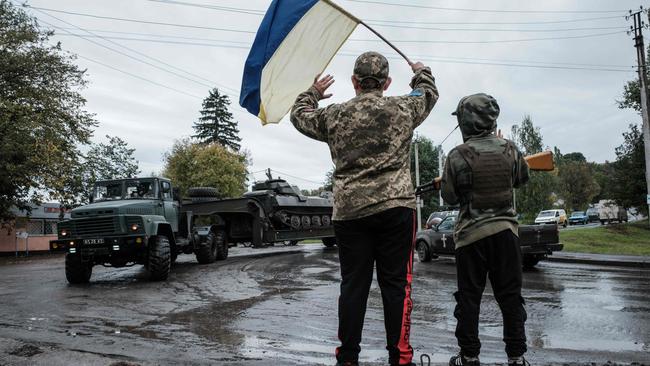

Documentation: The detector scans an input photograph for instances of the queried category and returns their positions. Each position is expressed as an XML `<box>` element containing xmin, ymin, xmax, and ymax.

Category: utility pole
<box><xmin>628</xmin><ymin>8</ymin><xmax>650</xmax><ymax>225</ymax></box>
<box><xmin>414</xmin><ymin>137</ymin><xmax>422</xmax><ymax>230</ymax></box>
<box><xmin>438</xmin><ymin>144</ymin><xmax>444</xmax><ymax>208</ymax></box>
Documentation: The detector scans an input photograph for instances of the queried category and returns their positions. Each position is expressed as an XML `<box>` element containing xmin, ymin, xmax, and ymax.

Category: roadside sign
<box><xmin>16</xmin><ymin>231</ymin><xmax>28</xmax><ymax>239</ymax></box>
<box><xmin>647</xmin><ymin>194</ymin><xmax>650</xmax><ymax>205</ymax></box>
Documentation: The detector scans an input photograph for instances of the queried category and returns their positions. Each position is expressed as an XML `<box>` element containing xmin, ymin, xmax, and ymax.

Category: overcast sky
<box><xmin>18</xmin><ymin>0</ymin><xmax>645</xmax><ymax>190</ymax></box>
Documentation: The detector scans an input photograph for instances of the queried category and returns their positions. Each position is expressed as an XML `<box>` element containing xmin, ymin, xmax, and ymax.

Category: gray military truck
<box><xmin>49</xmin><ymin>177</ymin><xmax>222</xmax><ymax>283</ymax></box>
<box><xmin>50</xmin><ymin>177</ymin><xmax>336</xmax><ymax>284</ymax></box>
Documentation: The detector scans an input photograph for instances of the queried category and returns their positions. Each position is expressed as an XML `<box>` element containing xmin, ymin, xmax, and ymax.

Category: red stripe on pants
<box><xmin>397</xmin><ymin>211</ymin><xmax>416</xmax><ymax>364</ymax></box>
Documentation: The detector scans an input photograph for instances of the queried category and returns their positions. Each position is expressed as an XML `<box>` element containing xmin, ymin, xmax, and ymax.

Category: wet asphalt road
<box><xmin>0</xmin><ymin>246</ymin><xmax>649</xmax><ymax>366</ymax></box>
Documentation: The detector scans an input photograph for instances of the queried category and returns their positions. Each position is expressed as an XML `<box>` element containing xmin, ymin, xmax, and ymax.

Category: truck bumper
<box><xmin>50</xmin><ymin>235</ymin><xmax>148</xmax><ymax>257</ymax></box>
<box><xmin>521</xmin><ymin>243</ymin><xmax>563</xmax><ymax>255</ymax></box>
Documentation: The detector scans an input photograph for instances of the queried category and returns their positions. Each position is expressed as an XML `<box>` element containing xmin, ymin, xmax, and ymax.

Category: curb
<box><xmin>545</xmin><ymin>254</ymin><xmax>650</xmax><ymax>269</ymax></box>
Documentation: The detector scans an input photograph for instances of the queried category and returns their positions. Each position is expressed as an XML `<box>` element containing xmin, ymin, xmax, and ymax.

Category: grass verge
<box><xmin>560</xmin><ymin>221</ymin><xmax>650</xmax><ymax>256</ymax></box>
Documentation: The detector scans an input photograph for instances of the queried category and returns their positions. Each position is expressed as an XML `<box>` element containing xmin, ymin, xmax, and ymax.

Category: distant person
<box><xmin>290</xmin><ymin>52</ymin><xmax>438</xmax><ymax>366</ymax></box>
<box><xmin>440</xmin><ymin>94</ymin><xmax>530</xmax><ymax>366</ymax></box>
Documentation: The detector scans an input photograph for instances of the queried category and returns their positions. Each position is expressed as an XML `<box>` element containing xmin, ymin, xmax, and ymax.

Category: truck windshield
<box><xmin>125</xmin><ymin>179</ymin><xmax>156</xmax><ymax>199</ymax></box>
<box><xmin>538</xmin><ymin>211</ymin><xmax>555</xmax><ymax>217</ymax></box>
<box><xmin>93</xmin><ymin>179</ymin><xmax>157</xmax><ymax>201</ymax></box>
<box><xmin>93</xmin><ymin>182</ymin><xmax>123</xmax><ymax>202</ymax></box>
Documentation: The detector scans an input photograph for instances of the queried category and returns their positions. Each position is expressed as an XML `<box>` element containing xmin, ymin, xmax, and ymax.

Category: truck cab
<box><xmin>50</xmin><ymin>177</ymin><xmax>185</xmax><ymax>283</ymax></box>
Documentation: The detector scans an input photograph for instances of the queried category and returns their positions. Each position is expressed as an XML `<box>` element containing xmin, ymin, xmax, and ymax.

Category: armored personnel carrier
<box><xmin>184</xmin><ymin>178</ymin><xmax>336</xmax><ymax>248</ymax></box>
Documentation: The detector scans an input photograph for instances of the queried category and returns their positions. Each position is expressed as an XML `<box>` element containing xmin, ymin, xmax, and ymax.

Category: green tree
<box><xmin>192</xmin><ymin>88</ymin><xmax>242</xmax><ymax>151</ymax></box>
<box><xmin>591</xmin><ymin>161</ymin><xmax>615</xmax><ymax>202</ymax></box>
<box><xmin>617</xmin><ymin>44</ymin><xmax>649</xmax><ymax>112</ymax></box>
<box><xmin>510</xmin><ymin>115</ymin><xmax>555</xmax><ymax>221</ymax></box>
<box><xmin>163</xmin><ymin>139</ymin><xmax>248</xmax><ymax>198</ymax></box>
<box><xmin>410</xmin><ymin>135</ymin><xmax>441</xmax><ymax>218</ymax></box>
<box><xmin>0</xmin><ymin>0</ymin><xmax>96</xmax><ymax>222</ymax></box>
<box><xmin>610</xmin><ymin>124</ymin><xmax>647</xmax><ymax>215</ymax></box>
<box><xmin>82</xmin><ymin>135</ymin><xmax>140</xmax><ymax>200</ymax></box>
<box><xmin>556</xmin><ymin>159</ymin><xmax>599</xmax><ymax>212</ymax></box>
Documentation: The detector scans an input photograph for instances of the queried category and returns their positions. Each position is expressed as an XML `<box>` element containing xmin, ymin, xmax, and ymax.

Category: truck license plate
<box><xmin>83</xmin><ymin>238</ymin><xmax>105</xmax><ymax>245</ymax></box>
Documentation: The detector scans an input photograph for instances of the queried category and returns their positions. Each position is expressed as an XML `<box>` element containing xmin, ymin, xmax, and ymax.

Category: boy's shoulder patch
<box><xmin>408</xmin><ymin>89</ymin><xmax>423</xmax><ymax>97</ymax></box>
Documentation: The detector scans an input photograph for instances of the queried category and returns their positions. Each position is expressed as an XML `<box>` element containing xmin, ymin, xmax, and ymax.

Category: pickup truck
<box><xmin>415</xmin><ymin>214</ymin><xmax>563</xmax><ymax>268</ymax></box>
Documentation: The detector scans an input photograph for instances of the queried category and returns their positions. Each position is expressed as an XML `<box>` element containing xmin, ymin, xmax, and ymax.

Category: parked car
<box><xmin>425</xmin><ymin>210</ymin><xmax>459</xmax><ymax>229</ymax></box>
<box><xmin>534</xmin><ymin>209</ymin><xmax>567</xmax><ymax>227</ymax></box>
<box><xmin>568</xmin><ymin>211</ymin><xmax>589</xmax><ymax>225</ymax></box>
<box><xmin>598</xmin><ymin>200</ymin><xmax>628</xmax><ymax>225</ymax></box>
<box><xmin>416</xmin><ymin>214</ymin><xmax>563</xmax><ymax>268</ymax></box>
<box><xmin>585</xmin><ymin>207</ymin><xmax>599</xmax><ymax>223</ymax></box>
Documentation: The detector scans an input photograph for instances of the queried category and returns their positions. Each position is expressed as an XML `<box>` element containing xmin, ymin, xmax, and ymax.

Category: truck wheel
<box><xmin>195</xmin><ymin>231</ymin><xmax>218</xmax><ymax>264</ymax></box>
<box><xmin>215</xmin><ymin>230</ymin><xmax>229</xmax><ymax>260</ymax></box>
<box><xmin>416</xmin><ymin>241</ymin><xmax>432</xmax><ymax>263</ymax></box>
<box><xmin>522</xmin><ymin>255</ymin><xmax>540</xmax><ymax>269</ymax></box>
<box><xmin>322</xmin><ymin>237</ymin><xmax>337</xmax><ymax>248</ymax></box>
<box><xmin>148</xmin><ymin>235</ymin><xmax>171</xmax><ymax>281</ymax></box>
<box><xmin>65</xmin><ymin>254</ymin><xmax>92</xmax><ymax>284</ymax></box>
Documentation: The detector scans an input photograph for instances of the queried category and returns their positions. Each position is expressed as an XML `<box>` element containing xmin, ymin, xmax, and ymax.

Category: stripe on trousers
<box><xmin>397</xmin><ymin>211</ymin><xmax>416</xmax><ymax>364</ymax></box>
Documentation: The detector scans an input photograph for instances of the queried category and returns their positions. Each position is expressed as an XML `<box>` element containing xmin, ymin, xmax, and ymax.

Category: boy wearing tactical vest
<box><xmin>441</xmin><ymin>94</ymin><xmax>530</xmax><ymax>366</ymax></box>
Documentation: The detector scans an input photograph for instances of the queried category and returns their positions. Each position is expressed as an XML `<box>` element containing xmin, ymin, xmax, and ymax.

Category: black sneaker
<box><xmin>507</xmin><ymin>356</ymin><xmax>530</xmax><ymax>366</ymax></box>
<box><xmin>449</xmin><ymin>353</ymin><xmax>480</xmax><ymax>366</ymax></box>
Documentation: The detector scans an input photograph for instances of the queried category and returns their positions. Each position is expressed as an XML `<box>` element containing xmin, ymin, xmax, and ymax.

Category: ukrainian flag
<box><xmin>239</xmin><ymin>0</ymin><xmax>359</xmax><ymax>125</ymax></box>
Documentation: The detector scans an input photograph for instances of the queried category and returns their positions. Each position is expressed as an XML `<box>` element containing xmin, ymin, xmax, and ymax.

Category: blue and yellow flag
<box><xmin>239</xmin><ymin>0</ymin><xmax>359</xmax><ymax>125</ymax></box>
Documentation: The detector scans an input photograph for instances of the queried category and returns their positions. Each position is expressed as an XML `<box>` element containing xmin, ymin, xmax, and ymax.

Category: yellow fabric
<box><xmin>259</xmin><ymin>0</ymin><xmax>358</xmax><ymax>124</ymax></box>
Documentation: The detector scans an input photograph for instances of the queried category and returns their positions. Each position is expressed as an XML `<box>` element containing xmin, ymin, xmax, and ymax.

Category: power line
<box><xmin>349</xmin><ymin>30</ymin><xmax>627</xmax><ymax>44</ymax></box>
<box><xmin>364</xmin><ymin>15</ymin><xmax>626</xmax><ymax>26</ymax></box>
<box><xmin>339</xmin><ymin>51</ymin><xmax>634</xmax><ymax>73</ymax></box>
<box><xmin>271</xmin><ymin>170</ymin><xmax>325</xmax><ymax>185</ymax></box>
<box><xmin>364</xmin><ymin>23</ymin><xmax>627</xmax><ymax>33</ymax></box>
<box><xmin>81</xmin><ymin>53</ymin><xmax>202</xmax><ymax>99</ymax></box>
<box><xmin>54</xmin><ymin>33</ymin><xmax>251</xmax><ymax>49</ymax></box>
<box><xmin>342</xmin><ymin>0</ymin><xmax>626</xmax><ymax>14</ymax></box>
<box><xmin>29</xmin><ymin>7</ymin><xmax>241</xmax><ymax>97</ymax></box>
<box><xmin>147</xmin><ymin>0</ymin><xmax>265</xmax><ymax>15</ymax></box>
<box><xmin>29</xmin><ymin>5</ymin><xmax>628</xmax><ymax>36</ymax></box>
<box><xmin>51</xmin><ymin>31</ymin><xmax>634</xmax><ymax>73</ymax></box>
<box><xmin>27</xmin><ymin>6</ymin><xmax>256</xmax><ymax>34</ymax></box>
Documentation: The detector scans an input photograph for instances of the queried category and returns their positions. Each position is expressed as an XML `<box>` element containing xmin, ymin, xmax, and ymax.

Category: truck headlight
<box><xmin>61</xmin><ymin>229</ymin><xmax>67</xmax><ymax>237</ymax></box>
<box><xmin>130</xmin><ymin>224</ymin><xmax>139</xmax><ymax>231</ymax></box>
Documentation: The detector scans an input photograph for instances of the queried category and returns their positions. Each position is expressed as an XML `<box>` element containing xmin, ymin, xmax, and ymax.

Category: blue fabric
<box><xmin>239</xmin><ymin>0</ymin><xmax>320</xmax><ymax>117</ymax></box>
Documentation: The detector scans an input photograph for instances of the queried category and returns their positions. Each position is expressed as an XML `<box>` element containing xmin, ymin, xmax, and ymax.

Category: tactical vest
<box><xmin>455</xmin><ymin>140</ymin><xmax>516</xmax><ymax>212</ymax></box>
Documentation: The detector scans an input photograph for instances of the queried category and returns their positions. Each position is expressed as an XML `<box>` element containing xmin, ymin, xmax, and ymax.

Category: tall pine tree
<box><xmin>193</xmin><ymin>88</ymin><xmax>241</xmax><ymax>151</ymax></box>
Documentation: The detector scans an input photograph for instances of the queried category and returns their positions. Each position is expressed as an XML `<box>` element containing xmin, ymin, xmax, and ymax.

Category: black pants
<box><xmin>334</xmin><ymin>207</ymin><xmax>415</xmax><ymax>365</ymax></box>
<box><xmin>454</xmin><ymin>229</ymin><xmax>527</xmax><ymax>358</ymax></box>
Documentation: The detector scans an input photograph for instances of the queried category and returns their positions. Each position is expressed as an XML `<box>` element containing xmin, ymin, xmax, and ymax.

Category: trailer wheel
<box><xmin>147</xmin><ymin>235</ymin><xmax>171</xmax><ymax>281</ymax></box>
<box><xmin>215</xmin><ymin>229</ymin><xmax>229</xmax><ymax>260</ymax></box>
<box><xmin>195</xmin><ymin>231</ymin><xmax>218</xmax><ymax>264</ymax></box>
<box><xmin>416</xmin><ymin>241</ymin><xmax>432</xmax><ymax>263</ymax></box>
<box><xmin>322</xmin><ymin>237</ymin><xmax>337</xmax><ymax>248</ymax></box>
<box><xmin>65</xmin><ymin>254</ymin><xmax>92</xmax><ymax>284</ymax></box>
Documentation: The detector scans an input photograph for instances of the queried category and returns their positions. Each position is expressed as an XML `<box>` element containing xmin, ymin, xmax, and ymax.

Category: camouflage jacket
<box><xmin>290</xmin><ymin>67</ymin><xmax>438</xmax><ymax>220</ymax></box>
<box><xmin>441</xmin><ymin>136</ymin><xmax>529</xmax><ymax>249</ymax></box>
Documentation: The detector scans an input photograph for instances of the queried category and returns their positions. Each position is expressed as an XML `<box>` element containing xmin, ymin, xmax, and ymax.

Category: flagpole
<box><xmin>321</xmin><ymin>0</ymin><xmax>413</xmax><ymax>65</ymax></box>
<box><xmin>359</xmin><ymin>20</ymin><xmax>413</xmax><ymax>65</ymax></box>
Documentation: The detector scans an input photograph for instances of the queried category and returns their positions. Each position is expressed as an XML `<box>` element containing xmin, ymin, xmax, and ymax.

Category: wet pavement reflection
<box><xmin>0</xmin><ymin>246</ymin><xmax>648</xmax><ymax>365</ymax></box>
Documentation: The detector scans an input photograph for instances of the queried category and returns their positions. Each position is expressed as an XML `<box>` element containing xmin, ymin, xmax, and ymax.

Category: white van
<box><xmin>534</xmin><ymin>209</ymin><xmax>567</xmax><ymax>227</ymax></box>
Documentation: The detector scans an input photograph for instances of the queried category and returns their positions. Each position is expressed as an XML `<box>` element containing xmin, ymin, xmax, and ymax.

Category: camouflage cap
<box><xmin>452</xmin><ymin>93</ymin><xmax>500</xmax><ymax>141</ymax></box>
<box><xmin>353</xmin><ymin>51</ymin><xmax>389</xmax><ymax>83</ymax></box>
